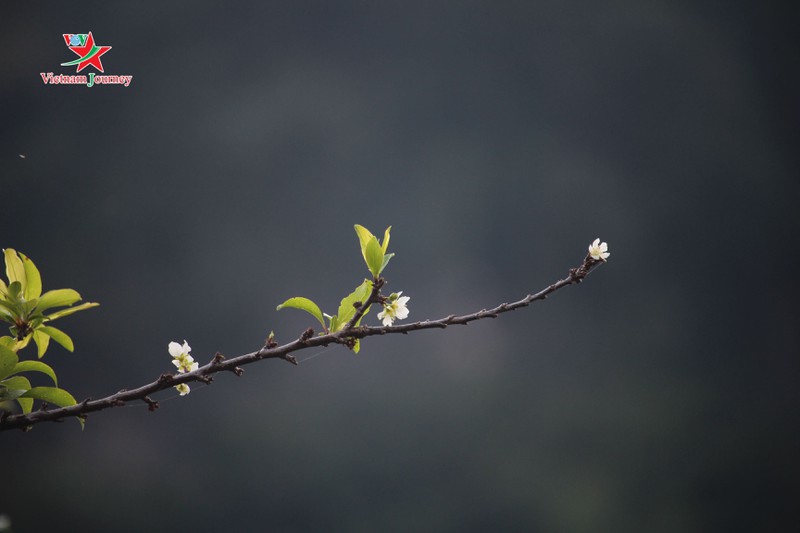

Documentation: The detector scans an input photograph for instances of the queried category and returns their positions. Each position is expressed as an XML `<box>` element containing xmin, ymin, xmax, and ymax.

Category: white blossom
<box><xmin>588</xmin><ymin>238</ymin><xmax>610</xmax><ymax>261</ymax></box>
<box><xmin>377</xmin><ymin>292</ymin><xmax>410</xmax><ymax>327</ymax></box>
<box><xmin>174</xmin><ymin>383</ymin><xmax>190</xmax><ymax>396</ymax></box>
<box><xmin>169</xmin><ymin>340</ymin><xmax>198</xmax><ymax>373</ymax></box>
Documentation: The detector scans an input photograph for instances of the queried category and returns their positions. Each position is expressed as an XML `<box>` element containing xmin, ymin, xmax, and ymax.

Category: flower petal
<box><xmin>168</xmin><ymin>342</ymin><xmax>183</xmax><ymax>358</ymax></box>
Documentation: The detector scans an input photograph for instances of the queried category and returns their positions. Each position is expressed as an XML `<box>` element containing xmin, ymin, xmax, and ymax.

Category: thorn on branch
<box><xmin>282</xmin><ymin>354</ymin><xmax>298</xmax><ymax>366</ymax></box>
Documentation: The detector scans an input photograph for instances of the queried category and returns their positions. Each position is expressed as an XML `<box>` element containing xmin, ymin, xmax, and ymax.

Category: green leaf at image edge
<box><xmin>276</xmin><ymin>297</ymin><xmax>327</xmax><ymax>330</ymax></box>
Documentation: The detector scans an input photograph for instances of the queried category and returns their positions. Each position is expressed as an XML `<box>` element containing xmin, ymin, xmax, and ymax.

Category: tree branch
<box><xmin>0</xmin><ymin>255</ymin><xmax>605</xmax><ymax>432</ymax></box>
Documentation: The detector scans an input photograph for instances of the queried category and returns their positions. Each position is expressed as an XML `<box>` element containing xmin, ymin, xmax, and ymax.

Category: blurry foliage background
<box><xmin>1</xmin><ymin>1</ymin><xmax>798</xmax><ymax>532</ymax></box>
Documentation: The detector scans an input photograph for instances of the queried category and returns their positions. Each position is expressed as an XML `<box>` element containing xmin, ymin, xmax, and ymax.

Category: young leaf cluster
<box><xmin>354</xmin><ymin>224</ymin><xmax>393</xmax><ymax>279</ymax></box>
<box><xmin>276</xmin><ymin>225</ymin><xmax>393</xmax><ymax>354</ymax></box>
<box><xmin>0</xmin><ymin>249</ymin><xmax>98</xmax><ymax>418</ymax></box>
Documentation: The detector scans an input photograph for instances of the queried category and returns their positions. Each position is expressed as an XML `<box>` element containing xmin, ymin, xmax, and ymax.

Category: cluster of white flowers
<box><xmin>588</xmin><ymin>238</ymin><xmax>610</xmax><ymax>261</ymax></box>
<box><xmin>377</xmin><ymin>292</ymin><xmax>410</xmax><ymax>327</ymax></box>
<box><xmin>169</xmin><ymin>340</ymin><xmax>197</xmax><ymax>396</ymax></box>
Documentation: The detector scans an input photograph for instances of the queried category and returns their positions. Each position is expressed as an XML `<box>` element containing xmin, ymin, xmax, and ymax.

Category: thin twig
<box><xmin>0</xmin><ymin>255</ymin><xmax>605</xmax><ymax>432</ymax></box>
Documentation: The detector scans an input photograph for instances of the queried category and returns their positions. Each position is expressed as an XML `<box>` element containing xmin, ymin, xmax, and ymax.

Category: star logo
<box><xmin>61</xmin><ymin>32</ymin><xmax>112</xmax><ymax>73</ymax></box>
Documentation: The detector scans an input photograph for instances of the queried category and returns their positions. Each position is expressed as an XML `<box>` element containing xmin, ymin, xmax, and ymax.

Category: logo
<box><xmin>61</xmin><ymin>32</ymin><xmax>111</xmax><ymax>72</ymax></box>
<box><xmin>40</xmin><ymin>32</ymin><xmax>133</xmax><ymax>88</ymax></box>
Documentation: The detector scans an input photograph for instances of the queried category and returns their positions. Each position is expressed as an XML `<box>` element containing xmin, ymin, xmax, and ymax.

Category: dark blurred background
<box><xmin>1</xmin><ymin>1</ymin><xmax>798</xmax><ymax>532</ymax></box>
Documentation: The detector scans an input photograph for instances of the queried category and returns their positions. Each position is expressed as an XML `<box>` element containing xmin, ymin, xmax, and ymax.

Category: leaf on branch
<box><xmin>20</xmin><ymin>252</ymin><xmax>42</xmax><ymax>300</ymax></box>
<box><xmin>38</xmin><ymin>326</ymin><xmax>74</xmax><ymax>353</ymax></box>
<box><xmin>276</xmin><ymin>297</ymin><xmax>327</xmax><ymax>331</ymax></box>
<box><xmin>365</xmin><ymin>237</ymin><xmax>384</xmax><ymax>278</ymax></box>
<box><xmin>0</xmin><ymin>345</ymin><xmax>19</xmax><ymax>380</ymax></box>
<box><xmin>2</xmin><ymin>375</ymin><xmax>33</xmax><ymax>413</ymax></box>
<box><xmin>21</xmin><ymin>386</ymin><xmax>77</xmax><ymax>408</ymax></box>
<box><xmin>4</xmin><ymin>249</ymin><xmax>27</xmax><ymax>289</ymax></box>
<box><xmin>335</xmin><ymin>279</ymin><xmax>372</xmax><ymax>331</ymax></box>
<box><xmin>43</xmin><ymin>301</ymin><xmax>100</xmax><ymax>322</ymax></box>
<box><xmin>354</xmin><ymin>224</ymin><xmax>393</xmax><ymax>278</ymax></box>
<box><xmin>35</xmin><ymin>289</ymin><xmax>81</xmax><ymax>314</ymax></box>
<box><xmin>32</xmin><ymin>329</ymin><xmax>50</xmax><ymax>358</ymax></box>
<box><xmin>10</xmin><ymin>360</ymin><xmax>58</xmax><ymax>386</ymax></box>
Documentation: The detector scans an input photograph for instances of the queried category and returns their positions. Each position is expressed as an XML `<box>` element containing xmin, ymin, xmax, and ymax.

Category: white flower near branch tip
<box><xmin>377</xmin><ymin>292</ymin><xmax>410</xmax><ymax>327</ymax></box>
<box><xmin>174</xmin><ymin>383</ymin><xmax>190</xmax><ymax>396</ymax></box>
<box><xmin>588</xmin><ymin>238</ymin><xmax>610</xmax><ymax>261</ymax></box>
<box><xmin>169</xmin><ymin>340</ymin><xmax>198</xmax><ymax>373</ymax></box>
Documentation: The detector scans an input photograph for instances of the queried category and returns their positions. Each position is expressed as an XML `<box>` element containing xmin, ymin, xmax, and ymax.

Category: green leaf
<box><xmin>8</xmin><ymin>281</ymin><xmax>22</xmax><ymax>301</ymax></box>
<box><xmin>38</xmin><ymin>326</ymin><xmax>74</xmax><ymax>353</ymax></box>
<box><xmin>12</xmin><ymin>334</ymin><xmax>31</xmax><ymax>352</ymax></box>
<box><xmin>0</xmin><ymin>277</ymin><xmax>7</xmax><ymax>297</ymax></box>
<box><xmin>4</xmin><ymin>249</ymin><xmax>26</xmax><ymax>288</ymax></box>
<box><xmin>381</xmin><ymin>226</ymin><xmax>392</xmax><ymax>254</ymax></box>
<box><xmin>276</xmin><ymin>297</ymin><xmax>327</xmax><ymax>330</ymax></box>
<box><xmin>0</xmin><ymin>336</ymin><xmax>16</xmax><ymax>350</ymax></box>
<box><xmin>381</xmin><ymin>253</ymin><xmax>395</xmax><ymax>274</ymax></box>
<box><xmin>0</xmin><ymin>312</ymin><xmax>13</xmax><ymax>324</ymax></box>
<box><xmin>8</xmin><ymin>360</ymin><xmax>58</xmax><ymax>385</ymax></box>
<box><xmin>364</xmin><ymin>237</ymin><xmax>384</xmax><ymax>278</ymax></box>
<box><xmin>20</xmin><ymin>252</ymin><xmax>42</xmax><ymax>300</ymax></box>
<box><xmin>0</xmin><ymin>386</ymin><xmax>28</xmax><ymax>401</ymax></box>
<box><xmin>35</xmin><ymin>289</ymin><xmax>81</xmax><ymax>313</ymax></box>
<box><xmin>17</xmin><ymin>397</ymin><xmax>33</xmax><ymax>413</ymax></box>
<box><xmin>335</xmin><ymin>280</ymin><xmax>372</xmax><ymax>330</ymax></box>
<box><xmin>0</xmin><ymin>300</ymin><xmax>14</xmax><ymax>321</ymax></box>
<box><xmin>352</xmin><ymin>338</ymin><xmax>361</xmax><ymax>354</ymax></box>
<box><xmin>354</xmin><ymin>224</ymin><xmax>376</xmax><ymax>264</ymax></box>
<box><xmin>43</xmin><ymin>301</ymin><xmax>100</xmax><ymax>322</ymax></box>
<box><xmin>0</xmin><ymin>345</ymin><xmax>19</xmax><ymax>380</ymax></box>
<box><xmin>21</xmin><ymin>386</ymin><xmax>77</xmax><ymax>408</ymax></box>
<box><xmin>3</xmin><ymin>375</ymin><xmax>32</xmax><ymax>413</ymax></box>
<box><xmin>32</xmin><ymin>329</ymin><xmax>51</xmax><ymax>358</ymax></box>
